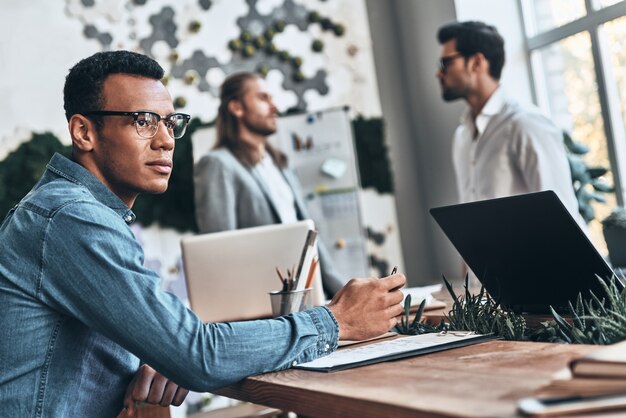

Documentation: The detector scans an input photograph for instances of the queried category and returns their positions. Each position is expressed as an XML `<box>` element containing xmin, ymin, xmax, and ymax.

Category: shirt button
<box><xmin>124</xmin><ymin>215</ymin><xmax>132</xmax><ymax>223</ymax></box>
<box><xmin>292</xmin><ymin>361</ymin><xmax>297</xmax><ymax>367</ymax></box>
<box><xmin>324</xmin><ymin>344</ymin><xmax>330</xmax><ymax>352</ymax></box>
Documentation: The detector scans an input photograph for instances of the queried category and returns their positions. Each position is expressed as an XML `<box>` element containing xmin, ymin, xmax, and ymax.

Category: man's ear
<box><xmin>471</xmin><ymin>52</ymin><xmax>488</xmax><ymax>74</ymax></box>
<box><xmin>69</xmin><ymin>114</ymin><xmax>97</xmax><ymax>152</ymax></box>
<box><xmin>227</xmin><ymin>99</ymin><xmax>244</xmax><ymax>119</ymax></box>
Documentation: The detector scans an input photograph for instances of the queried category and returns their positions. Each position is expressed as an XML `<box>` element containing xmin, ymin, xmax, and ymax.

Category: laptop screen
<box><xmin>430</xmin><ymin>191</ymin><xmax>619</xmax><ymax>313</ymax></box>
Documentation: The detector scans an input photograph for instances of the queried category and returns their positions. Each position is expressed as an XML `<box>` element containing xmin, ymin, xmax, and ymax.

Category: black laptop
<box><xmin>430</xmin><ymin>191</ymin><xmax>620</xmax><ymax>313</ymax></box>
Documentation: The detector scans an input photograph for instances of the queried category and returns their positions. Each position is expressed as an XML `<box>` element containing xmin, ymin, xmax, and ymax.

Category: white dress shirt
<box><xmin>452</xmin><ymin>87</ymin><xmax>586</xmax><ymax>228</ymax></box>
<box><xmin>255</xmin><ymin>152</ymin><xmax>299</xmax><ymax>224</ymax></box>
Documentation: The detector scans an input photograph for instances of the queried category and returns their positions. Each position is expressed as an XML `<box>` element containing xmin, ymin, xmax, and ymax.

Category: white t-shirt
<box><xmin>255</xmin><ymin>153</ymin><xmax>298</xmax><ymax>224</ymax></box>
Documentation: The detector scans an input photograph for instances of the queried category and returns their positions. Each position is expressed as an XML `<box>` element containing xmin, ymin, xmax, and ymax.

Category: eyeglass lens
<box><xmin>439</xmin><ymin>53</ymin><xmax>462</xmax><ymax>73</ymax></box>
<box><xmin>135</xmin><ymin>112</ymin><xmax>188</xmax><ymax>139</ymax></box>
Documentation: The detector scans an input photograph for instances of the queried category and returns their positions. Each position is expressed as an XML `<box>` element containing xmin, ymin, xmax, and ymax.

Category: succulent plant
<box><xmin>173</xmin><ymin>96</ymin><xmax>187</xmax><ymax>109</ymax></box>
<box><xmin>253</xmin><ymin>36</ymin><xmax>266</xmax><ymax>49</ymax></box>
<box><xmin>602</xmin><ymin>208</ymin><xmax>626</xmax><ymax>230</ymax></box>
<box><xmin>291</xmin><ymin>56</ymin><xmax>303</xmax><ymax>68</ymax></box>
<box><xmin>333</xmin><ymin>23</ymin><xmax>346</xmax><ymax>36</ymax></box>
<box><xmin>442</xmin><ymin>275</ymin><xmax>527</xmax><ymax>341</ymax></box>
<box><xmin>311</xmin><ymin>39</ymin><xmax>324</xmax><ymax>53</ymax></box>
<box><xmin>242</xmin><ymin>44</ymin><xmax>256</xmax><ymax>57</ymax></box>
<box><xmin>274</xmin><ymin>20</ymin><xmax>286</xmax><ymax>33</ymax></box>
<box><xmin>395</xmin><ymin>295</ymin><xmax>446</xmax><ymax>335</ymax></box>
<box><xmin>308</xmin><ymin>11</ymin><xmax>321</xmax><ymax>23</ymax></box>
<box><xmin>257</xmin><ymin>64</ymin><xmax>270</xmax><ymax>77</ymax></box>
<box><xmin>292</xmin><ymin>70</ymin><xmax>305</xmax><ymax>82</ymax></box>
<box><xmin>188</xmin><ymin>20</ymin><xmax>202</xmax><ymax>33</ymax></box>
<box><xmin>278</xmin><ymin>50</ymin><xmax>291</xmax><ymax>61</ymax></box>
<box><xmin>228</xmin><ymin>39</ymin><xmax>242</xmax><ymax>51</ymax></box>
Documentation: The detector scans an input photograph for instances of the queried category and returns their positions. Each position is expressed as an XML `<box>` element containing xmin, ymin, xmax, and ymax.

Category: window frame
<box><xmin>520</xmin><ymin>0</ymin><xmax>626</xmax><ymax>205</ymax></box>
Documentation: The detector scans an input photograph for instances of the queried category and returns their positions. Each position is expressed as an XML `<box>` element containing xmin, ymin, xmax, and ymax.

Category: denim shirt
<box><xmin>0</xmin><ymin>153</ymin><xmax>339</xmax><ymax>418</ymax></box>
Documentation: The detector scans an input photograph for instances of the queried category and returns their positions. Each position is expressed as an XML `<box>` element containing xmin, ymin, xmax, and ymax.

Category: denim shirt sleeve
<box><xmin>39</xmin><ymin>200</ymin><xmax>339</xmax><ymax>392</ymax></box>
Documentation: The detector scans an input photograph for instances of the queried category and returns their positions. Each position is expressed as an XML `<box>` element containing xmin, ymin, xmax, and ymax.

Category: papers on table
<box><xmin>401</xmin><ymin>284</ymin><xmax>443</xmax><ymax>307</ymax></box>
<box><xmin>295</xmin><ymin>331</ymin><xmax>494</xmax><ymax>372</ymax></box>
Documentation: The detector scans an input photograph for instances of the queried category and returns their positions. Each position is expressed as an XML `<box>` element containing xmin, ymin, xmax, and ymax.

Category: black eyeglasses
<box><xmin>83</xmin><ymin>111</ymin><xmax>191</xmax><ymax>139</ymax></box>
<box><xmin>438</xmin><ymin>52</ymin><xmax>464</xmax><ymax>73</ymax></box>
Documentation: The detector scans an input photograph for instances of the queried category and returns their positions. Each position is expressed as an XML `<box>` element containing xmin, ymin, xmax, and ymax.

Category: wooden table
<box><xmin>216</xmin><ymin>340</ymin><xmax>619</xmax><ymax>418</ymax></box>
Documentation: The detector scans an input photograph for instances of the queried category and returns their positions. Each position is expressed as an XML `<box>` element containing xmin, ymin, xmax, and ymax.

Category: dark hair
<box><xmin>437</xmin><ymin>21</ymin><xmax>505</xmax><ymax>80</ymax></box>
<box><xmin>63</xmin><ymin>50</ymin><xmax>165</xmax><ymax>121</ymax></box>
<box><xmin>215</xmin><ymin>72</ymin><xmax>286</xmax><ymax>167</ymax></box>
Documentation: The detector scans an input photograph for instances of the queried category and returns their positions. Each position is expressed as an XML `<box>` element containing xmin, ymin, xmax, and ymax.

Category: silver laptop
<box><xmin>181</xmin><ymin>220</ymin><xmax>324</xmax><ymax>322</ymax></box>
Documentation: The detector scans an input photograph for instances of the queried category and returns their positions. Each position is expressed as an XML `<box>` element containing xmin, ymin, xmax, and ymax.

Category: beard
<box><xmin>441</xmin><ymin>86</ymin><xmax>466</xmax><ymax>102</ymax></box>
<box><xmin>242</xmin><ymin>116</ymin><xmax>277</xmax><ymax>136</ymax></box>
<box><xmin>440</xmin><ymin>77</ymin><xmax>471</xmax><ymax>102</ymax></box>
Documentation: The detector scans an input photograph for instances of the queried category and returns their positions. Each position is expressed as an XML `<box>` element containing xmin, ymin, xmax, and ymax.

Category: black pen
<box><xmin>388</xmin><ymin>265</ymin><xmax>402</xmax><ymax>291</ymax></box>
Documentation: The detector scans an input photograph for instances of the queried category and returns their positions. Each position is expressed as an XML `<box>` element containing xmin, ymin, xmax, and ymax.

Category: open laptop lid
<box><xmin>181</xmin><ymin>220</ymin><xmax>324</xmax><ymax>322</ymax></box>
<box><xmin>430</xmin><ymin>191</ymin><xmax>619</xmax><ymax>313</ymax></box>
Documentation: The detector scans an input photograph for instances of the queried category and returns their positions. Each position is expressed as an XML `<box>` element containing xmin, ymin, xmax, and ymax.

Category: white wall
<box><xmin>455</xmin><ymin>0</ymin><xmax>533</xmax><ymax>106</ymax></box>
<box><xmin>0</xmin><ymin>0</ymin><xmax>383</xmax><ymax>155</ymax></box>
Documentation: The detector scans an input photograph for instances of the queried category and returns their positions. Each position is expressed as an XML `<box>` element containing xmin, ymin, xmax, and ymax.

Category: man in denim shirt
<box><xmin>0</xmin><ymin>51</ymin><xmax>405</xmax><ymax>418</ymax></box>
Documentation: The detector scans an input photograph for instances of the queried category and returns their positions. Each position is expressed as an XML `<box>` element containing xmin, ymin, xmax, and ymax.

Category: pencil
<box><xmin>275</xmin><ymin>267</ymin><xmax>284</xmax><ymax>283</ymax></box>
<box><xmin>305</xmin><ymin>257</ymin><xmax>319</xmax><ymax>289</ymax></box>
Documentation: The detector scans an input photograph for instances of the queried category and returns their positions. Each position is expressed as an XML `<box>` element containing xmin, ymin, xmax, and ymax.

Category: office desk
<box><xmin>216</xmin><ymin>340</ymin><xmax>608</xmax><ymax>418</ymax></box>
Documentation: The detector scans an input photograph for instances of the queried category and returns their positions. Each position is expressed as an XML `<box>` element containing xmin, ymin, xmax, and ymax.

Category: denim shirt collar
<box><xmin>47</xmin><ymin>153</ymin><xmax>136</xmax><ymax>224</ymax></box>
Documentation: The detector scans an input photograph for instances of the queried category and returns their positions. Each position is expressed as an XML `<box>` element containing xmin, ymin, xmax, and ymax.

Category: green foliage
<box><xmin>525</xmin><ymin>320</ymin><xmax>568</xmax><ymax>343</ymax></box>
<box><xmin>550</xmin><ymin>277</ymin><xmax>626</xmax><ymax>345</ymax></box>
<box><xmin>352</xmin><ymin>116</ymin><xmax>394</xmax><ymax>194</ymax></box>
<box><xmin>420</xmin><ymin>274</ymin><xmax>626</xmax><ymax>345</ymax></box>
<box><xmin>564</xmin><ymin>131</ymin><xmax>613</xmax><ymax>223</ymax></box>
<box><xmin>442</xmin><ymin>275</ymin><xmax>527</xmax><ymax>341</ymax></box>
<box><xmin>226</xmin><ymin>11</ymin><xmax>345</xmax><ymax>83</ymax></box>
<box><xmin>395</xmin><ymin>295</ymin><xmax>446</xmax><ymax>335</ymax></box>
<box><xmin>0</xmin><ymin>132</ymin><xmax>71</xmax><ymax>218</ymax></box>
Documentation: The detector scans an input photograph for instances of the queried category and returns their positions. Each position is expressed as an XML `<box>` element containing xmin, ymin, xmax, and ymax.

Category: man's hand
<box><xmin>122</xmin><ymin>364</ymin><xmax>189</xmax><ymax>416</ymax></box>
<box><xmin>327</xmin><ymin>274</ymin><xmax>406</xmax><ymax>341</ymax></box>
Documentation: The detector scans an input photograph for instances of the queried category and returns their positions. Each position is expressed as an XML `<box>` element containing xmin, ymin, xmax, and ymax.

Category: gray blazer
<box><xmin>194</xmin><ymin>148</ymin><xmax>346</xmax><ymax>296</ymax></box>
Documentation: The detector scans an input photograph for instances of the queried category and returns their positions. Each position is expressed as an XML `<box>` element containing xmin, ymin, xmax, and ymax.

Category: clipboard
<box><xmin>295</xmin><ymin>332</ymin><xmax>496</xmax><ymax>372</ymax></box>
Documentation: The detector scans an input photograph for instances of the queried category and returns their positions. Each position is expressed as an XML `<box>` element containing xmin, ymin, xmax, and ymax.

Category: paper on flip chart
<box><xmin>297</xmin><ymin>332</ymin><xmax>488</xmax><ymax>371</ymax></box>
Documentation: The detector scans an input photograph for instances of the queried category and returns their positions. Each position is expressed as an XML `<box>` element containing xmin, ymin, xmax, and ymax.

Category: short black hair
<box><xmin>63</xmin><ymin>50</ymin><xmax>165</xmax><ymax>121</ymax></box>
<box><xmin>437</xmin><ymin>21</ymin><xmax>505</xmax><ymax>80</ymax></box>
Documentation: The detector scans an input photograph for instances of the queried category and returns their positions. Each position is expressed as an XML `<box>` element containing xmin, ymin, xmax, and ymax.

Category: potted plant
<box><xmin>563</xmin><ymin>132</ymin><xmax>613</xmax><ymax>223</ymax></box>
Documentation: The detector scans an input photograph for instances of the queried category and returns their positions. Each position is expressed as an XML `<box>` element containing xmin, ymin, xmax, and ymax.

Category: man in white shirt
<box><xmin>435</xmin><ymin>21</ymin><xmax>585</xmax><ymax>227</ymax></box>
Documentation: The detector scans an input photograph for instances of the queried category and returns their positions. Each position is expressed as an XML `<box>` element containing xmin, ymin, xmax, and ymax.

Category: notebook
<box><xmin>429</xmin><ymin>191</ymin><xmax>620</xmax><ymax>313</ymax></box>
<box><xmin>181</xmin><ymin>220</ymin><xmax>324</xmax><ymax>322</ymax></box>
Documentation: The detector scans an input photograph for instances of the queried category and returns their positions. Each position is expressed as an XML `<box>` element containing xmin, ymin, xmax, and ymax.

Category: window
<box><xmin>521</xmin><ymin>0</ymin><xmax>626</xmax><ymax>253</ymax></box>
